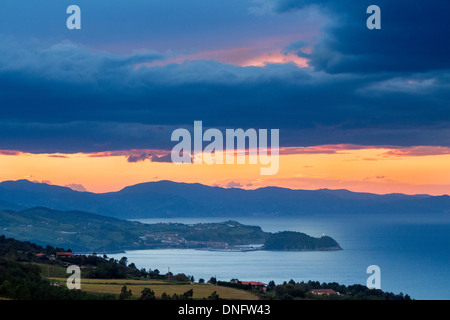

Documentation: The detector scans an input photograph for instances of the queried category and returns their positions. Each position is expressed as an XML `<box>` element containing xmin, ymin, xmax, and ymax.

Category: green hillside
<box><xmin>0</xmin><ymin>207</ymin><xmax>341</xmax><ymax>253</ymax></box>
<box><xmin>264</xmin><ymin>231</ymin><xmax>342</xmax><ymax>251</ymax></box>
<box><xmin>0</xmin><ymin>207</ymin><xmax>269</xmax><ymax>252</ymax></box>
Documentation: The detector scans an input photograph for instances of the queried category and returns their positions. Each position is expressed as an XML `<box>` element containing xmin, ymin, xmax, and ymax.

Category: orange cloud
<box><xmin>382</xmin><ymin>146</ymin><xmax>450</xmax><ymax>157</ymax></box>
<box><xmin>0</xmin><ymin>150</ymin><xmax>23</xmax><ymax>156</ymax></box>
<box><xmin>238</xmin><ymin>51</ymin><xmax>308</xmax><ymax>68</ymax></box>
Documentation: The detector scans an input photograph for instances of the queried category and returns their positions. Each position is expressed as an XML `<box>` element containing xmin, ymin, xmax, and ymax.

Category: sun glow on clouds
<box><xmin>1</xmin><ymin>145</ymin><xmax>449</xmax><ymax>195</ymax></box>
<box><xmin>239</xmin><ymin>51</ymin><xmax>308</xmax><ymax>67</ymax></box>
<box><xmin>145</xmin><ymin>45</ymin><xmax>310</xmax><ymax>68</ymax></box>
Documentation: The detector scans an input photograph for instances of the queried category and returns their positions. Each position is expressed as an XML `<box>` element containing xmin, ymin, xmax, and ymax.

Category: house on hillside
<box><xmin>56</xmin><ymin>252</ymin><xmax>74</xmax><ymax>258</ymax></box>
<box><xmin>241</xmin><ymin>281</ymin><xmax>267</xmax><ymax>291</ymax></box>
<box><xmin>310</xmin><ymin>289</ymin><xmax>339</xmax><ymax>296</ymax></box>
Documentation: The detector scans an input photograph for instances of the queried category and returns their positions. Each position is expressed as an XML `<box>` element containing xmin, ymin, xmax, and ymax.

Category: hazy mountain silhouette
<box><xmin>0</xmin><ymin>179</ymin><xmax>448</xmax><ymax>219</ymax></box>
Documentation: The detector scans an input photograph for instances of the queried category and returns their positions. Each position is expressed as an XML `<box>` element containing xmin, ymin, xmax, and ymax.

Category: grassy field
<box><xmin>38</xmin><ymin>262</ymin><xmax>260</xmax><ymax>300</ymax></box>
<box><xmin>36</xmin><ymin>263</ymin><xmax>69</xmax><ymax>278</ymax></box>
<box><xmin>48</xmin><ymin>277</ymin><xmax>260</xmax><ymax>300</ymax></box>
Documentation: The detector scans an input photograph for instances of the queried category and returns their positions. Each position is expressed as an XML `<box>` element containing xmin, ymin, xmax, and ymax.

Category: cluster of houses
<box><xmin>235</xmin><ymin>281</ymin><xmax>340</xmax><ymax>295</ymax></box>
<box><xmin>35</xmin><ymin>251</ymin><xmax>74</xmax><ymax>261</ymax></box>
<box><xmin>141</xmin><ymin>233</ymin><xmax>231</xmax><ymax>249</ymax></box>
<box><xmin>240</xmin><ymin>281</ymin><xmax>268</xmax><ymax>291</ymax></box>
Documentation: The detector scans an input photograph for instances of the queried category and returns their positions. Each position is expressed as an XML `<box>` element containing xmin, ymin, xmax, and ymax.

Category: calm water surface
<box><xmin>107</xmin><ymin>213</ymin><xmax>449</xmax><ymax>300</ymax></box>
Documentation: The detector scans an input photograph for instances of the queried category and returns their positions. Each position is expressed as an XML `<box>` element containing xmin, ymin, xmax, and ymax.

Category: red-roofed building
<box><xmin>241</xmin><ymin>281</ymin><xmax>267</xmax><ymax>291</ymax></box>
<box><xmin>56</xmin><ymin>252</ymin><xmax>74</xmax><ymax>258</ymax></box>
<box><xmin>310</xmin><ymin>289</ymin><xmax>338</xmax><ymax>296</ymax></box>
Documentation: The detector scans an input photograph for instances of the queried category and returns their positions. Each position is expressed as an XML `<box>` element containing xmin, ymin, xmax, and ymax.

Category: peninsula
<box><xmin>0</xmin><ymin>207</ymin><xmax>341</xmax><ymax>253</ymax></box>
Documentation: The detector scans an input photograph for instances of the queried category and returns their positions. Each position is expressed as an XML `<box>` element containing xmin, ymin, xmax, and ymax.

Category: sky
<box><xmin>0</xmin><ymin>0</ymin><xmax>449</xmax><ymax>195</ymax></box>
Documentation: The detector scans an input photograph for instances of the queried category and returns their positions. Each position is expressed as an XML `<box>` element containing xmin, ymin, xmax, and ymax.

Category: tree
<box><xmin>207</xmin><ymin>291</ymin><xmax>220</xmax><ymax>300</ymax></box>
<box><xmin>182</xmin><ymin>289</ymin><xmax>194</xmax><ymax>299</ymax></box>
<box><xmin>119</xmin><ymin>285</ymin><xmax>132</xmax><ymax>300</ymax></box>
<box><xmin>267</xmin><ymin>280</ymin><xmax>276</xmax><ymax>292</ymax></box>
<box><xmin>119</xmin><ymin>257</ymin><xmax>128</xmax><ymax>266</ymax></box>
<box><xmin>161</xmin><ymin>292</ymin><xmax>169</xmax><ymax>300</ymax></box>
<box><xmin>129</xmin><ymin>263</ymin><xmax>137</xmax><ymax>270</ymax></box>
<box><xmin>198</xmin><ymin>278</ymin><xmax>205</xmax><ymax>284</ymax></box>
<box><xmin>139</xmin><ymin>288</ymin><xmax>156</xmax><ymax>300</ymax></box>
<box><xmin>208</xmin><ymin>276</ymin><xmax>217</xmax><ymax>285</ymax></box>
<box><xmin>173</xmin><ymin>273</ymin><xmax>189</xmax><ymax>282</ymax></box>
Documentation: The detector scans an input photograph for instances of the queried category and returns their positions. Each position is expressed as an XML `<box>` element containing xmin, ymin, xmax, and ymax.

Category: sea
<box><xmin>107</xmin><ymin>213</ymin><xmax>450</xmax><ymax>300</ymax></box>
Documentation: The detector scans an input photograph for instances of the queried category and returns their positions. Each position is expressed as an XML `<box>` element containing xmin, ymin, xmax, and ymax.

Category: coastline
<box><xmin>81</xmin><ymin>244</ymin><xmax>343</xmax><ymax>256</ymax></box>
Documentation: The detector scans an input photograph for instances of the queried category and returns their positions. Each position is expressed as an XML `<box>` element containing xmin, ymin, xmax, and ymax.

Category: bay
<box><xmin>108</xmin><ymin>213</ymin><xmax>450</xmax><ymax>300</ymax></box>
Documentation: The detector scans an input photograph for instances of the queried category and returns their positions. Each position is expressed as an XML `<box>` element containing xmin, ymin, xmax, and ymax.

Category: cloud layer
<box><xmin>0</xmin><ymin>1</ymin><xmax>448</xmax><ymax>153</ymax></box>
<box><xmin>271</xmin><ymin>0</ymin><xmax>450</xmax><ymax>73</ymax></box>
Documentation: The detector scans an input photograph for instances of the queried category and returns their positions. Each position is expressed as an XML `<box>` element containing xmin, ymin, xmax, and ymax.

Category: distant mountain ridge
<box><xmin>0</xmin><ymin>179</ymin><xmax>448</xmax><ymax>219</ymax></box>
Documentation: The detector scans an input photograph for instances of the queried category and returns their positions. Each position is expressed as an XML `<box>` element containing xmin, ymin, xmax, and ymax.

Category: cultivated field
<box><xmin>49</xmin><ymin>277</ymin><xmax>260</xmax><ymax>300</ymax></box>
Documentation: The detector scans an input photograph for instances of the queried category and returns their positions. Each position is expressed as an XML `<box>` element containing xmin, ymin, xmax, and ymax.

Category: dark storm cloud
<box><xmin>0</xmin><ymin>121</ymin><xmax>178</xmax><ymax>153</ymax></box>
<box><xmin>126</xmin><ymin>151</ymin><xmax>172</xmax><ymax>163</ymax></box>
<box><xmin>0</xmin><ymin>39</ymin><xmax>449</xmax><ymax>152</ymax></box>
<box><xmin>282</xmin><ymin>40</ymin><xmax>310</xmax><ymax>58</ymax></box>
<box><xmin>0</xmin><ymin>0</ymin><xmax>449</xmax><ymax>153</ymax></box>
<box><xmin>270</xmin><ymin>0</ymin><xmax>450</xmax><ymax>73</ymax></box>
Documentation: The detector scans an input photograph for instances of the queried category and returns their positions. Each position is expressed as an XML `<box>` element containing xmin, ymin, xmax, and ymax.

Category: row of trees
<box><xmin>0</xmin><ymin>258</ymin><xmax>115</xmax><ymax>300</ymax></box>
<box><xmin>0</xmin><ymin>235</ymin><xmax>70</xmax><ymax>261</ymax></box>
<box><xmin>52</xmin><ymin>254</ymin><xmax>193</xmax><ymax>282</ymax></box>
<box><xmin>119</xmin><ymin>286</ymin><xmax>220</xmax><ymax>300</ymax></box>
<box><xmin>261</xmin><ymin>279</ymin><xmax>411</xmax><ymax>300</ymax></box>
<box><xmin>0</xmin><ymin>235</ymin><xmax>195</xmax><ymax>282</ymax></box>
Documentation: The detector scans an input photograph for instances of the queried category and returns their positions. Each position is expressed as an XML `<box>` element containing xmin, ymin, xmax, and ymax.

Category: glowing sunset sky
<box><xmin>2</xmin><ymin>145</ymin><xmax>449</xmax><ymax>195</ymax></box>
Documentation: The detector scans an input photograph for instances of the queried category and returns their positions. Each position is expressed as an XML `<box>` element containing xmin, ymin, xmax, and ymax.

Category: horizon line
<box><xmin>1</xmin><ymin>178</ymin><xmax>448</xmax><ymax>198</ymax></box>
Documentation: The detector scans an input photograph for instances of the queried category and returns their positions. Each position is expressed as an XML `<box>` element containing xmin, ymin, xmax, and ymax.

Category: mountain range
<box><xmin>0</xmin><ymin>180</ymin><xmax>448</xmax><ymax>219</ymax></box>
